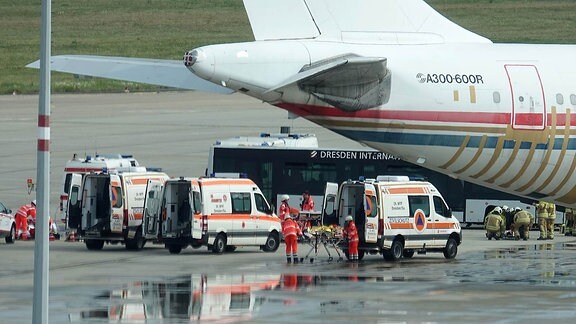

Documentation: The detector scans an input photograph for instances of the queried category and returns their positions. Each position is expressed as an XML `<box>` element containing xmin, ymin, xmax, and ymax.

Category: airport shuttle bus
<box><xmin>207</xmin><ymin>134</ymin><xmax>564</xmax><ymax>227</ymax></box>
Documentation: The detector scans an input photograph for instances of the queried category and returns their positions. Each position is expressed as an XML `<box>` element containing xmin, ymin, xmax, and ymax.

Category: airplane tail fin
<box><xmin>243</xmin><ymin>0</ymin><xmax>491</xmax><ymax>44</ymax></box>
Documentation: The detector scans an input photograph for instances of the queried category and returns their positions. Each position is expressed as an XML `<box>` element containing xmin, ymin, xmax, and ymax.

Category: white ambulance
<box><xmin>144</xmin><ymin>177</ymin><xmax>281</xmax><ymax>254</ymax></box>
<box><xmin>60</xmin><ymin>154</ymin><xmax>146</xmax><ymax>228</ymax></box>
<box><xmin>322</xmin><ymin>176</ymin><xmax>461</xmax><ymax>261</ymax></box>
<box><xmin>69</xmin><ymin>171</ymin><xmax>169</xmax><ymax>250</ymax></box>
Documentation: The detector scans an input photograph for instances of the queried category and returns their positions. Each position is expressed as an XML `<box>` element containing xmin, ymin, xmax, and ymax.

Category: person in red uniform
<box><xmin>279</xmin><ymin>194</ymin><xmax>290</xmax><ymax>221</ymax></box>
<box><xmin>300</xmin><ymin>190</ymin><xmax>315</xmax><ymax>211</ymax></box>
<box><xmin>282</xmin><ymin>214</ymin><xmax>302</xmax><ymax>264</ymax></box>
<box><xmin>343</xmin><ymin>215</ymin><xmax>359</xmax><ymax>262</ymax></box>
<box><xmin>15</xmin><ymin>200</ymin><xmax>36</xmax><ymax>239</ymax></box>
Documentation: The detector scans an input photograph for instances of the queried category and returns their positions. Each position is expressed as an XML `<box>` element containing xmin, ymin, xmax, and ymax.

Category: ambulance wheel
<box><xmin>168</xmin><ymin>245</ymin><xmax>182</xmax><ymax>254</ymax></box>
<box><xmin>383</xmin><ymin>239</ymin><xmax>403</xmax><ymax>261</ymax></box>
<box><xmin>85</xmin><ymin>239</ymin><xmax>104</xmax><ymax>250</ymax></box>
<box><xmin>212</xmin><ymin>233</ymin><xmax>227</xmax><ymax>254</ymax></box>
<box><xmin>5</xmin><ymin>224</ymin><xmax>15</xmax><ymax>244</ymax></box>
<box><xmin>225</xmin><ymin>245</ymin><xmax>237</xmax><ymax>252</ymax></box>
<box><xmin>126</xmin><ymin>229</ymin><xmax>145</xmax><ymax>251</ymax></box>
<box><xmin>358</xmin><ymin>250</ymin><xmax>365</xmax><ymax>261</ymax></box>
<box><xmin>443</xmin><ymin>237</ymin><xmax>458</xmax><ymax>259</ymax></box>
<box><xmin>262</xmin><ymin>232</ymin><xmax>280</xmax><ymax>252</ymax></box>
<box><xmin>403</xmin><ymin>250</ymin><xmax>415</xmax><ymax>258</ymax></box>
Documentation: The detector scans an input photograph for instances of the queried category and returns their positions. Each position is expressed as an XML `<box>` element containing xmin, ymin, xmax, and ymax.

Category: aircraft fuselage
<box><xmin>189</xmin><ymin>40</ymin><xmax>576</xmax><ymax>206</ymax></box>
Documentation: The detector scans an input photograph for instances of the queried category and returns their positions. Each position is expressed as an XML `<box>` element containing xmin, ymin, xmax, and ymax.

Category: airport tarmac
<box><xmin>0</xmin><ymin>230</ymin><xmax>575</xmax><ymax>323</ymax></box>
<box><xmin>2</xmin><ymin>92</ymin><xmax>576</xmax><ymax>322</ymax></box>
<box><xmin>0</xmin><ymin>91</ymin><xmax>365</xmax><ymax>211</ymax></box>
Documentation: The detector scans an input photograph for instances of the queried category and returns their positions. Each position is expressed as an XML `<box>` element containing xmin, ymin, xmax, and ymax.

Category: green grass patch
<box><xmin>3</xmin><ymin>0</ymin><xmax>576</xmax><ymax>94</ymax></box>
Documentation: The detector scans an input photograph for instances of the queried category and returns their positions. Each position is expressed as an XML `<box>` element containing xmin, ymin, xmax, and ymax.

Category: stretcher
<box><xmin>300</xmin><ymin>225</ymin><xmax>344</xmax><ymax>263</ymax></box>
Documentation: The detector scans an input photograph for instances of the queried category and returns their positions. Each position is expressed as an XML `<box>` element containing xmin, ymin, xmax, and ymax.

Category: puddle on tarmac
<box><xmin>64</xmin><ymin>243</ymin><xmax>576</xmax><ymax>323</ymax></box>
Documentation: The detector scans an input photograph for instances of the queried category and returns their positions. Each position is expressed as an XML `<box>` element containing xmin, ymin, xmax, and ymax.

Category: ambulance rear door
<box><xmin>143</xmin><ymin>180</ymin><xmax>163</xmax><ymax>237</ymax></box>
<box><xmin>191</xmin><ymin>181</ymin><xmax>203</xmax><ymax>239</ymax></box>
<box><xmin>364</xmin><ymin>184</ymin><xmax>378</xmax><ymax>243</ymax></box>
<box><xmin>321</xmin><ymin>182</ymin><xmax>339</xmax><ymax>225</ymax></box>
<box><xmin>67</xmin><ymin>173</ymin><xmax>83</xmax><ymax>230</ymax></box>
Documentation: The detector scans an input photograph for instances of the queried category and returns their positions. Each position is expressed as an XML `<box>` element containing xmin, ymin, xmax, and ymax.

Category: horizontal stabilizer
<box><xmin>26</xmin><ymin>55</ymin><xmax>233</xmax><ymax>94</ymax></box>
<box><xmin>267</xmin><ymin>54</ymin><xmax>391</xmax><ymax>111</ymax></box>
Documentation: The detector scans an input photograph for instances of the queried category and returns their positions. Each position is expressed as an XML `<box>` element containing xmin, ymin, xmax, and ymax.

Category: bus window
<box><xmin>408</xmin><ymin>195</ymin><xmax>430</xmax><ymax>218</ymax></box>
<box><xmin>231</xmin><ymin>193</ymin><xmax>251</xmax><ymax>214</ymax></box>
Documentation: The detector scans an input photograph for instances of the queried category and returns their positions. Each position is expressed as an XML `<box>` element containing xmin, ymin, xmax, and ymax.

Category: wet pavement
<box><xmin>7</xmin><ymin>242</ymin><xmax>574</xmax><ymax>323</ymax></box>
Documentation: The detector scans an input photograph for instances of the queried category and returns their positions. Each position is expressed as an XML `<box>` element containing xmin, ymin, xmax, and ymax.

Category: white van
<box><xmin>60</xmin><ymin>154</ymin><xmax>146</xmax><ymax>229</ymax></box>
<box><xmin>144</xmin><ymin>177</ymin><xmax>281</xmax><ymax>254</ymax></box>
<box><xmin>323</xmin><ymin>176</ymin><xmax>461</xmax><ymax>261</ymax></box>
<box><xmin>69</xmin><ymin>171</ymin><xmax>169</xmax><ymax>250</ymax></box>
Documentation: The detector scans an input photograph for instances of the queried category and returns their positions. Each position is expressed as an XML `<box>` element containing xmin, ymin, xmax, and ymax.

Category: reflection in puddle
<box><xmin>71</xmin><ymin>242</ymin><xmax>576</xmax><ymax>322</ymax></box>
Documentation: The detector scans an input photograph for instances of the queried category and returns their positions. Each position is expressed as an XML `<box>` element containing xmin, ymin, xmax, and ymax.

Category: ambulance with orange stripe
<box><xmin>323</xmin><ymin>175</ymin><xmax>461</xmax><ymax>261</ymax></box>
<box><xmin>144</xmin><ymin>177</ymin><xmax>281</xmax><ymax>254</ymax></box>
<box><xmin>70</xmin><ymin>171</ymin><xmax>169</xmax><ymax>250</ymax></box>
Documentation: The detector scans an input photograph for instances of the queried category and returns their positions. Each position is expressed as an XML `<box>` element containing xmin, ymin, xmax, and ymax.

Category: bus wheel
<box><xmin>443</xmin><ymin>237</ymin><xmax>458</xmax><ymax>259</ymax></box>
<box><xmin>212</xmin><ymin>233</ymin><xmax>227</xmax><ymax>254</ymax></box>
<box><xmin>383</xmin><ymin>239</ymin><xmax>403</xmax><ymax>261</ymax></box>
<box><xmin>403</xmin><ymin>250</ymin><xmax>415</xmax><ymax>258</ymax></box>
<box><xmin>168</xmin><ymin>245</ymin><xmax>182</xmax><ymax>254</ymax></box>
<box><xmin>85</xmin><ymin>239</ymin><xmax>104</xmax><ymax>250</ymax></box>
<box><xmin>262</xmin><ymin>232</ymin><xmax>280</xmax><ymax>252</ymax></box>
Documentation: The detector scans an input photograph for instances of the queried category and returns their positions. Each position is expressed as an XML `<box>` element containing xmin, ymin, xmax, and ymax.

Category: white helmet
<box><xmin>284</xmin><ymin>214</ymin><xmax>292</xmax><ymax>220</ymax></box>
<box><xmin>493</xmin><ymin>206</ymin><xmax>502</xmax><ymax>214</ymax></box>
<box><xmin>281</xmin><ymin>194</ymin><xmax>290</xmax><ymax>201</ymax></box>
<box><xmin>502</xmin><ymin>205</ymin><xmax>509</xmax><ymax>211</ymax></box>
<box><xmin>345</xmin><ymin>215</ymin><xmax>353</xmax><ymax>222</ymax></box>
<box><xmin>31</xmin><ymin>200</ymin><xmax>36</xmax><ymax>206</ymax></box>
<box><xmin>515</xmin><ymin>207</ymin><xmax>522</xmax><ymax>212</ymax></box>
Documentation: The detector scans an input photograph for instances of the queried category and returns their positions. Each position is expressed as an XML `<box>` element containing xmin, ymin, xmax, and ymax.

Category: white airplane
<box><xmin>29</xmin><ymin>0</ymin><xmax>576</xmax><ymax>207</ymax></box>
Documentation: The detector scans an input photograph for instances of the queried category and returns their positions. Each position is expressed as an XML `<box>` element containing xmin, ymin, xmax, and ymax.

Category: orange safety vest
<box><xmin>344</xmin><ymin>221</ymin><xmax>359</xmax><ymax>242</ymax></box>
<box><xmin>279</xmin><ymin>201</ymin><xmax>290</xmax><ymax>220</ymax></box>
<box><xmin>301</xmin><ymin>198</ymin><xmax>314</xmax><ymax>211</ymax></box>
<box><xmin>282</xmin><ymin>218</ymin><xmax>302</xmax><ymax>238</ymax></box>
<box><xmin>16</xmin><ymin>204</ymin><xmax>35</xmax><ymax>219</ymax></box>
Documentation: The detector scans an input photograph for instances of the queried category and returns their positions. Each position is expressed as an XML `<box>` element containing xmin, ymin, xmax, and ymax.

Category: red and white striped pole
<box><xmin>33</xmin><ymin>0</ymin><xmax>50</xmax><ymax>322</ymax></box>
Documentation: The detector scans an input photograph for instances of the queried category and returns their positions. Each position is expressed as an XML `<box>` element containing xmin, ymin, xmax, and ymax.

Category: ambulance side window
<box><xmin>408</xmin><ymin>195</ymin><xmax>430</xmax><ymax>218</ymax></box>
<box><xmin>231</xmin><ymin>192</ymin><xmax>251</xmax><ymax>214</ymax></box>
<box><xmin>433</xmin><ymin>196</ymin><xmax>450</xmax><ymax>218</ymax></box>
<box><xmin>254</xmin><ymin>193</ymin><xmax>271</xmax><ymax>214</ymax></box>
<box><xmin>192</xmin><ymin>191</ymin><xmax>202</xmax><ymax>214</ymax></box>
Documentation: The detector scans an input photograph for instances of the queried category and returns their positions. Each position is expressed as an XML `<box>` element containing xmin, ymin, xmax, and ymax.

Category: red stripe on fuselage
<box><xmin>276</xmin><ymin>103</ymin><xmax>576</xmax><ymax>127</ymax></box>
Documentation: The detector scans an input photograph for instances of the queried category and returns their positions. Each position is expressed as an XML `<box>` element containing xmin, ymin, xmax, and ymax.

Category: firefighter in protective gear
<box><xmin>279</xmin><ymin>194</ymin><xmax>290</xmax><ymax>221</ymax></box>
<box><xmin>536</xmin><ymin>201</ymin><xmax>550</xmax><ymax>240</ymax></box>
<box><xmin>511</xmin><ymin>207</ymin><xmax>534</xmax><ymax>240</ymax></box>
<box><xmin>343</xmin><ymin>215</ymin><xmax>360</xmax><ymax>261</ymax></box>
<box><xmin>565</xmin><ymin>208</ymin><xmax>575</xmax><ymax>236</ymax></box>
<box><xmin>484</xmin><ymin>207</ymin><xmax>504</xmax><ymax>240</ymax></box>
<box><xmin>282</xmin><ymin>214</ymin><xmax>302</xmax><ymax>264</ymax></box>
<box><xmin>15</xmin><ymin>200</ymin><xmax>36</xmax><ymax>239</ymax></box>
<box><xmin>546</xmin><ymin>202</ymin><xmax>556</xmax><ymax>239</ymax></box>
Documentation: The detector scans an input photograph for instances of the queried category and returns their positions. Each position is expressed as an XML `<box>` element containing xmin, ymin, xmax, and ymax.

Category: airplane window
<box><xmin>492</xmin><ymin>91</ymin><xmax>500</xmax><ymax>103</ymax></box>
<box><xmin>571</xmin><ymin>94</ymin><xmax>576</xmax><ymax>105</ymax></box>
<box><xmin>519</xmin><ymin>96</ymin><xmax>524</xmax><ymax>102</ymax></box>
<box><xmin>556</xmin><ymin>93</ymin><xmax>564</xmax><ymax>105</ymax></box>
